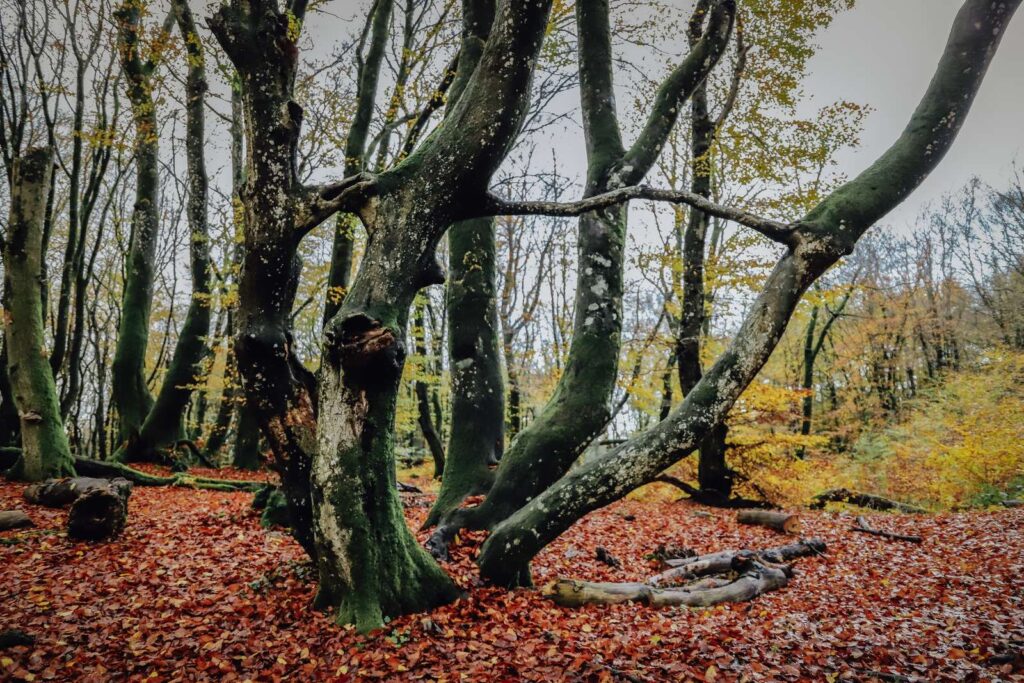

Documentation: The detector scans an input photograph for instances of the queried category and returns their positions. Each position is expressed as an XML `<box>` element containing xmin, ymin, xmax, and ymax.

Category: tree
<box><xmin>474</xmin><ymin>0</ymin><xmax>1020</xmax><ymax>587</ymax></box>
<box><xmin>2</xmin><ymin>147</ymin><xmax>75</xmax><ymax>481</ymax></box>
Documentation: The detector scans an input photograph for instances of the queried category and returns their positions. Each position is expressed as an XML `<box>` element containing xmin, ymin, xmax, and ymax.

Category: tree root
<box><xmin>73</xmin><ymin>456</ymin><xmax>264</xmax><ymax>492</ymax></box>
<box><xmin>544</xmin><ymin>539</ymin><xmax>826</xmax><ymax>608</ymax></box>
<box><xmin>653</xmin><ymin>475</ymin><xmax>772</xmax><ymax>509</ymax></box>
<box><xmin>850</xmin><ymin>515</ymin><xmax>922</xmax><ymax>544</ymax></box>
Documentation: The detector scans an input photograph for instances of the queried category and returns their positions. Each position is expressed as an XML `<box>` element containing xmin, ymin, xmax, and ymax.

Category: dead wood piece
<box><xmin>397</xmin><ymin>480</ymin><xmax>422</xmax><ymax>493</ymax></box>
<box><xmin>811</xmin><ymin>488</ymin><xmax>926</xmax><ymax>514</ymax></box>
<box><xmin>851</xmin><ymin>516</ymin><xmax>922</xmax><ymax>544</ymax></box>
<box><xmin>650</xmin><ymin>539</ymin><xmax>825</xmax><ymax>586</ymax></box>
<box><xmin>595</xmin><ymin>546</ymin><xmax>621</xmax><ymax>568</ymax></box>
<box><xmin>0</xmin><ymin>629</ymin><xmax>34</xmax><ymax>649</ymax></box>
<box><xmin>67</xmin><ymin>487</ymin><xmax>127</xmax><ymax>541</ymax></box>
<box><xmin>737</xmin><ymin>509</ymin><xmax>801</xmax><ymax>534</ymax></box>
<box><xmin>24</xmin><ymin>477</ymin><xmax>132</xmax><ymax>508</ymax></box>
<box><xmin>0</xmin><ymin>510</ymin><xmax>33</xmax><ymax>531</ymax></box>
<box><xmin>544</xmin><ymin>559</ymin><xmax>790</xmax><ymax>608</ymax></box>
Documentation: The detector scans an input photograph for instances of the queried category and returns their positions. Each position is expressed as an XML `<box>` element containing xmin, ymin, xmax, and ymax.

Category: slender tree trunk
<box><xmin>412</xmin><ymin>299</ymin><xmax>445</xmax><ymax>479</ymax></box>
<box><xmin>2</xmin><ymin>148</ymin><xmax>75</xmax><ymax>481</ymax></box>
<box><xmin>111</xmin><ymin>0</ymin><xmax>159</xmax><ymax>445</ymax></box>
<box><xmin>677</xmin><ymin>4</ymin><xmax>732</xmax><ymax>499</ymax></box>
<box><xmin>121</xmin><ymin>0</ymin><xmax>213</xmax><ymax>463</ymax></box>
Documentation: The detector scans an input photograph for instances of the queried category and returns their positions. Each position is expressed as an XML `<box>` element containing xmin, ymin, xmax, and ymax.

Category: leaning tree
<box><xmin>210</xmin><ymin>0</ymin><xmax>1018</xmax><ymax>631</ymax></box>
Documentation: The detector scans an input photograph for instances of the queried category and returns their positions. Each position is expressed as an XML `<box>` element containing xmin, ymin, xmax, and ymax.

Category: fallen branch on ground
<box><xmin>0</xmin><ymin>510</ymin><xmax>33</xmax><ymax>531</ymax></box>
<box><xmin>650</xmin><ymin>539</ymin><xmax>825</xmax><ymax>586</ymax></box>
<box><xmin>543</xmin><ymin>539</ymin><xmax>826</xmax><ymax>608</ymax></box>
<box><xmin>810</xmin><ymin>488</ymin><xmax>926</xmax><ymax>514</ymax></box>
<box><xmin>850</xmin><ymin>515</ymin><xmax>922</xmax><ymax>544</ymax></box>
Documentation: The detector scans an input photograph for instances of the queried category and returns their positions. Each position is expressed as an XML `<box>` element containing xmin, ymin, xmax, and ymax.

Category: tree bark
<box><xmin>24</xmin><ymin>476</ymin><xmax>132</xmax><ymax>507</ymax></box>
<box><xmin>121</xmin><ymin>0</ymin><xmax>213</xmax><ymax>463</ymax></box>
<box><xmin>411</xmin><ymin>299</ymin><xmax>446</xmax><ymax>480</ymax></box>
<box><xmin>737</xmin><ymin>509</ymin><xmax>801</xmax><ymax>534</ymax></box>
<box><xmin>111</xmin><ymin>0</ymin><xmax>160</xmax><ymax>444</ymax></box>
<box><xmin>67</xmin><ymin>485</ymin><xmax>129</xmax><ymax>541</ymax></box>
<box><xmin>2</xmin><ymin>147</ymin><xmax>75</xmax><ymax>481</ymax></box>
<box><xmin>0</xmin><ymin>510</ymin><xmax>32</xmax><ymax>531</ymax></box>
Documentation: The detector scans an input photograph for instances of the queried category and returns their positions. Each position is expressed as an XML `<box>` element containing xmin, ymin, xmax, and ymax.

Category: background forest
<box><xmin>1</xmin><ymin>0</ymin><xmax>1019</xmax><ymax>509</ymax></box>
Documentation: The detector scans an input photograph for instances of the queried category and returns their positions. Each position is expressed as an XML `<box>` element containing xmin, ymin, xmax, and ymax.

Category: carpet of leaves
<box><xmin>1</xmin><ymin>472</ymin><xmax>1022</xmax><ymax>682</ymax></box>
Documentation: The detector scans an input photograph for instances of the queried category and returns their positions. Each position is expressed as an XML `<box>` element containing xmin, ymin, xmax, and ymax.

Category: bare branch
<box><xmin>480</xmin><ymin>185</ymin><xmax>794</xmax><ymax>244</ymax></box>
<box><xmin>294</xmin><ymin>173</ymin><xmax>378</xmax><ymax>237</ymax></box>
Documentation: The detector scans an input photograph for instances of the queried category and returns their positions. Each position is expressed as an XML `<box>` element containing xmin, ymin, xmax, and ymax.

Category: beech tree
<box><xmin>202</xmin><ymin>0</ymin><xmax>1019</xmax><ymax>632</ymax></box>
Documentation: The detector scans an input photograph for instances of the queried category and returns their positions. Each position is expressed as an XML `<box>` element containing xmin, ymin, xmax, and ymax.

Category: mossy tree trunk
<box><xmin>210</xmin><ymin>0</ymin><xmax>321</xmax><ymax>559</ymax></box>
<box><xmin>121</xmin><ymin>0</ymin><xmax>213</xmax><ymax>464</ymax></box>
<box><xmin>311</xmin><ymin>0</ymin><xmax>556</xmax><ymax>631</ymax></box>
<box><xmin>111</xmin><ymin>0</ymin><xmax>160</xmax><ymax>446</ymax></box>
<box><xmin>412</xmin><ymin>298</ymin><xmax>445</xmax><ymax>478</ymax></box>
<box><xmin>428</xmin><ymin>0</ymin><xmax>736</xmax><ymax>543</ymax></box>
<box><xmin>424</xmin><ymin>0</ymin><xmax>504</xmax><ymax>526</ymax></box>
<box><xmin>2</xmin><ymin>148</ymin><xmax>75</xmax><ymax>481</ymax></box>
<box><xmin>477</xmin><ymin>0</ymin><xmax>1019</xmax><ymax>586</ymax></box>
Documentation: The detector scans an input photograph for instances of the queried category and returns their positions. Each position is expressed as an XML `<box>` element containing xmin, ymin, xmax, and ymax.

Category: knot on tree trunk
<box><xmin>331</xmin><ymin>315</ymin><xmax>403</xmax><ymax>384</ymax></box>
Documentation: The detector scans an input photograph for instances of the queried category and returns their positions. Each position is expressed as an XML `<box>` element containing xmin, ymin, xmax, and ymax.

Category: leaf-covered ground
<box><xmin>1</xmin><ymin>470</ymin><xmax>1022</xmax><ymax>682</ymax></box>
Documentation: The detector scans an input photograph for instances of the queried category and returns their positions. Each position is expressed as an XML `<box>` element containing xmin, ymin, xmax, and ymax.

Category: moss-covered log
<box><xmin>24</xmin><ymin>477</ymin><xmax>132</xmax><ymax>507</ymax></box>
<box><xmin>1</xmin><ymin>148</ymin><xmax>75</xmax><ymax>481</ymax></box>
<box><xmin>477</xmin><ymin>0</ymin><xmax>1020</xmax><ymax>587</ymax></box>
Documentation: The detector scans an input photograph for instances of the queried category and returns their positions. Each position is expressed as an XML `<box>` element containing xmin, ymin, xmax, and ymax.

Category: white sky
<box><xmin>800</xmin><ymin>0</ymin><xmax>1024</xmax><ymax>230</ymax></box>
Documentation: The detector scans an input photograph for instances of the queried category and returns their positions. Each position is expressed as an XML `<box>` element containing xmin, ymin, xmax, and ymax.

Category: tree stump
<box><xmin>67</xmin><ymin>487</ymin><xmax>128</xmax><ymax>541</ymax></box>
<box><xmin>737</xmin><ymin>509</ymin><xmax>801</xmax><ymax>534</ymax></box>
<box><xmin>0</xmin><ymin>510</ymin><xmax>33</xmax><ymax>531</ymax></box>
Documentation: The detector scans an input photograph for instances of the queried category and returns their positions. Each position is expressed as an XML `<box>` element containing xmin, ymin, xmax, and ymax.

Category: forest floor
<box><xmin>1</xmin><ymin>467</ymin><xmax>1022</xmax><ymax>682</ymax></box>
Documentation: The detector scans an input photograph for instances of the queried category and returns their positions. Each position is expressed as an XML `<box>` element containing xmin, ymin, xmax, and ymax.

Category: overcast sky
<box><xmin>801</xmin><ymin>0</ymin><xmax>1024</xmax><ymax>230</ymax></box>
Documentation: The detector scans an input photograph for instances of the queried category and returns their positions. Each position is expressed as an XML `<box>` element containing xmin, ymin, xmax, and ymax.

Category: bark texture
<box><xmin>2</xmin><ymin>148</ymin><xmax>75</xmax><ymax>482</ymax></box>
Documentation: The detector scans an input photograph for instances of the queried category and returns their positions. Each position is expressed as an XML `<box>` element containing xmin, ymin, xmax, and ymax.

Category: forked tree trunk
<box><xmin>428</xmin><ymin>0</ymin><xmax>736</xmax><ymax>551</ymax></box>
<box><xmin>2</xmin><ymin>148</ymin><xmax>75</xmax><ymax>481</ymax></box>
<box><xmin>209</xmin><ymin>0</ymin><xmax>320</xmax><ymax>559</ymax></box>
<box><xmin>122</xmin><ymin>0</ymin><xmax>213</xmax><ymax>463</ymax></box>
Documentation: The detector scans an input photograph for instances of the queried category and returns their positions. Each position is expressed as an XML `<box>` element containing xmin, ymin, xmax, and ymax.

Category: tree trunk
<box><xmin>476</xmin><ymin>0</ymin><xmax>1017</xmax><ymax>587</ymax></box>
<box><xmin>677</xmin><ymin>7</ymin><xmax>732</xmax><ymax>499</ymax></box>
<box><xmin>111</xmin><ymin>1</ymin><xmax>162</xmax><ymax>445</ymax></box>
<box><xmin>209</xmin><ymin>0</ymin><xmax>320</xmax><ymax>559</ymax></box>
<box><xmin>121</xmin><ymin>0</ymin><xmax>213</xmax><ymax>463</ymax></box>
<box><xmin>25</xmin><ymin>476</ymin><xmax>133</xmax><ymax>508</ymax></box>
<box><xmin>426</xmin><ymin>217</ymin><xmax>504</xmax><ymax>525</ymax></box>
<box><xmin>0</xmin><ymin>510</ymin><xmax>32</xmax><ymax>531</ymax></box>
<box><xmin>2</xmin><ymin>148</ymin><xmax>75</xmax><ymax>482</ymax></box>
<box><xmin>231</xmin><ymin>403</ymin><xmax>262</xmax><ymax>470</ymax></box>
<box><xmin>411</xmin><ymin>300</ymin><xmax>445</xmax><ymax>479</ymax></box>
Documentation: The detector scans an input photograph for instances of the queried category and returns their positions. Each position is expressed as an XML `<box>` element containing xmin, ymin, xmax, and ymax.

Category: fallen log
<box><xmin>0</xmin><ymin>510</ymin><xmax>33</xmax><ymax>531</ymax></box>
<box><xmin>67</xmin><ymin>485</ymin><xmax>128</xmax><ymax>541</ymax></box>
<box><xmin>810</xmin><ymin>488</ymin><xmax>926</xmax><ymax>514</ymax></box>
<box><xmin>544</xmin><ymin>554</ymin><xmax>791</xmax><ymax>608</ymax></box>
<box><xmin>650</xmin><ymin>539</ymin><xmax>825</xmax><ymax>586</ymax></box>
<box><xmin>24</xmin><ymin>477</ymin><xmax>132</xmax><ymax>508</ymax></box>
<box><xmin>737</xmin><ymin>509</ymin><xmax>801</xmax><ymax>534</ymax></box>
<box><xmin>653</xmin><ymin>475</ymin><xmax>772</xmax><ymax>509</ymax></box>
<box><xmin>851</xmin><ymin>515</ymin><xmax>922</xmax><ymax>544</ymax></box>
